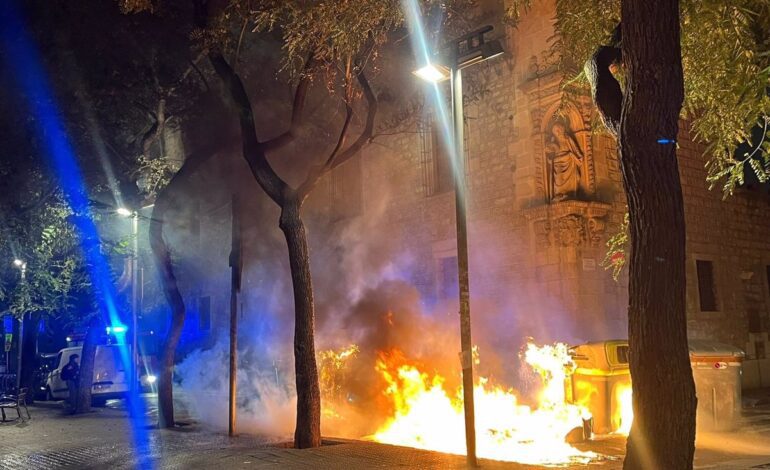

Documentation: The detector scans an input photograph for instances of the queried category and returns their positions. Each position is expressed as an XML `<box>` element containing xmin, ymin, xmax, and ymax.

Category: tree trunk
<box><xmin>619</xmin><ymin>1</ymin><xmax>697</xmax><ymax>469</ymax></box>
<box><xmin>149</xmin><ymin>201</ymin><xmax>186</xmax><ymax>429</ymax></box>
<box><xmin>19</xmin><ymin>312</ymin><xmax>40</xmax><ymax>404</ymax></box>
<box><xmin>279</xmin><ymin>194</ymin><xmax>321</xmax><ymax>448</ymax></box>
<box><xmin>74</xmin><ymin>321</ymin><xmax>100</xmax><ymax>413</ymax></box>
<box><xmin>144</xmin><ymin>146</ymin><xmax>215</xmax><ymax>429</ymax></box>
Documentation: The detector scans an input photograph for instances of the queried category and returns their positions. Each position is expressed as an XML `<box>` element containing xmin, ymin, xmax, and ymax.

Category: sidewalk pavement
<box><xmin>744</xmin><ymin>387</ymin><xmax>770</xmax><ymax>407</ymax></box>
<box><xmin>1</xmin><ymin>400</ymin><xmax>769</xmax><ymax>469</ymax></box>
<box><xmin>0</xmin><ymin>403</ymin><xmax>620</xmax><ymax>469</ymax></box>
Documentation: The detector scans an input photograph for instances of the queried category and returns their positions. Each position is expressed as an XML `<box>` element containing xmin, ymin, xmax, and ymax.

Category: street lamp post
<box><xmin>413</xmin><ymin>26</ymin><xmax>503</xmax><ymax>467</ymax></box>
<box><xmin>117</xmin><ymin>208</ymin><xmax>140</xmax><ymax>395</ymax></box>
<box><xmin>131</xmin><ymin>211</ymin><xmax>139</xmax><ymax>395</ymax></box>
<box><xmin>13</xmin><ymin>259</ymin><xmax>26</xmax><ymax>392</ymax></box>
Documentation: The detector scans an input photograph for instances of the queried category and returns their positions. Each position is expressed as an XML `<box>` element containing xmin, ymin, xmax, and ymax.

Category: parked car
<box><xmin>45</xmin><ymin>345</ymin><xmax>129</xmax><ymax>405</ymax></box>
<box><xmin>33</xmin><ymin>353</ymin><xmax>58</xmax><ymax>400</ymax></box>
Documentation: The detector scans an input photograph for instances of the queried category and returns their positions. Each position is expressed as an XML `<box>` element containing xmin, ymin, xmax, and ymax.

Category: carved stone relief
<box><xmin>587</xmin><ymin>217</ymin><xmax>607</xmax><ymax>246</ymax></box>
<box><xmin>556</xmin><ymin>215</ymin><xmax>585</xmax><ymax>247</ymax></box>
<box><xmin>523</xmin><ymin>201</ymin><xmax>611</xmax><ymax>249</ymax></box>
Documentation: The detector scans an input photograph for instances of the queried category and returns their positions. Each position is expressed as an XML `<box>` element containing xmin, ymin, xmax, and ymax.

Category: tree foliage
<box><xmin>1</xmin><ymin>0</ymin><xmax>204</xmax><ymax>322</ymax></box>
<box><xmin>248</xmin><ymin>0</ymin><xmax>402</xmax><ymax>76</ymax></box>
<box><xmin>601</xmin><ymin>213</ymin><xmax>629</xmax><ymax>281</ymax></box>
<box><xmin>0</xmin><ymin>200</ymin><xmax>90</xmax><ymax>319</ymax></box>
<box><xmin>508</xmin><ymin>0</ymin><xmax>770</xmax><ymax>195</ymax></box>
<box><xmin>0</xmin><ymin>115</ymin><xmax>91</xmax><ymax>322</ymax></box>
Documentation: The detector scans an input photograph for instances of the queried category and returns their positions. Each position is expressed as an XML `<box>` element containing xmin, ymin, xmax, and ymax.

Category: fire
<box><xmin>318</xmin><ymin>344</ymin><xmax>359</xmax><ymax>418</ymax></box>
<box><xmin>613</xmin><ymin>383</ymin><xmax>633</xmax><ymax>435</ymax></box>
<box><xmin>318</xmin><ymin>344</ymin><xmax>359</xmax><ymax>395</ymax></box>
<box><xmin>523</xmin><ymin>342</ymin><xmax>574</xmax><ymax>408</ymax></box>
<box><xmin>372</xmin><ymin>342</ymin><xmax>597</xmax><ymax>465</ymax></box>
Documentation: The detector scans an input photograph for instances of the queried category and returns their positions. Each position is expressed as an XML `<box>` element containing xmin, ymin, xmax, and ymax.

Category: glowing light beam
<box><xmin>0</xmin><ymin>3</ymin><xmax>152</xmax><ymax>468</ymax></box>
<box><xmin>401</xmin><ymin>0</ymin><xmax>461</xmax><ymax>187</ymax></box>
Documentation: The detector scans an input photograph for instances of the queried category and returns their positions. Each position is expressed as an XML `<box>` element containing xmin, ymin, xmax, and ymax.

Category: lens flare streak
<box><xmin>0</xmin><ymin>4</ymin><xmax>151</xmax><ymax>468</ymax></box>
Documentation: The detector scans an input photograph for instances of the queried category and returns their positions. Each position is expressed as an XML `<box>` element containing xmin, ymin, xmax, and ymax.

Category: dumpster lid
<box><xmin>572</xmin><ymin>339</ymin><xmax>745</xmax><ymax>361</ymax></box>
<box><xmin>687</xmin><ymin>340</ymin><xmax>744</xmax><ymax>358</ymax></box>
<box><xmin>570</xmin><ymin>340</ymin><xmax>630</xmax><ymax>370</ymax></box>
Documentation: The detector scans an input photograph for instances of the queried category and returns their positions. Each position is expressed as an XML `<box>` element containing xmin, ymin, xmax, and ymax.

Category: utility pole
<box><xmin>228</xmin><ymin>193</ymin><xmax>242</xmax><ymax>436</ymax></box>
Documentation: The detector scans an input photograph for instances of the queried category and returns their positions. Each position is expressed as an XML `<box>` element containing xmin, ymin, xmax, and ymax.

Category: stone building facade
<box><xmin>306</xmin><ymin>1</ymin><xmax>770</xmax><ymax>385</ymax></box>
<box><xmin>170</xmin><ymin>1</ymin><xmax>770</xmax><ymax>388</ymax></box>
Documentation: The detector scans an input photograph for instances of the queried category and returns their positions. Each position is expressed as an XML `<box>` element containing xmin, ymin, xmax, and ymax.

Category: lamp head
<box><xmin>480</xmin><ymin>39</ymin><xmax>504</xmax><ymax>62</ymax></box>
<box><xmin>413</xmin><ymin>63</ymin><xmax>451</xmax><ymax>83</ymax></box>
<box><xmin>116</xmin><ymin>207</ymin><xmax>133</xmax><ymax>217</ymax></box>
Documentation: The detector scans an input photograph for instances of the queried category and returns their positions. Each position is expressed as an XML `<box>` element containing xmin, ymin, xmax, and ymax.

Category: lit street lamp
<box><xmin>413</xmin><ymin>25</ymin><xmax>503</xmax><ymax>467</ymax></box>
<box><xmin>413</xmin><ymin>63</ymin><xmax>451</xmax><ymax>83</ymax></box>
<box><xmin>12</xmin><ymin>258</ymin><xmax>26</xmax><ymax>272</ymax></box>
<box><xmin>12</xmin><ymin>259</ymin><xmax>27</xmax><ymax>391</ymax></box>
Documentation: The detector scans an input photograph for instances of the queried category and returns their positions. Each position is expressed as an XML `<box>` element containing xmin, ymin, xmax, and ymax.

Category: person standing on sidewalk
<box><xmin>61</xmin><ymin>354</ymin><xmax>80</xmax><ymax>413</ymax></box>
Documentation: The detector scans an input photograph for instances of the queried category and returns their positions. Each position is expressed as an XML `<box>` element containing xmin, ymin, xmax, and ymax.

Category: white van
<box><xmin>45</xmin><ymin>345</ymin><xmax>129</xmax><ymax>405</ymax></box>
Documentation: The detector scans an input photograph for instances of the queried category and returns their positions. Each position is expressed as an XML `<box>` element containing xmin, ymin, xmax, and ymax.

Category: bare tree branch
<box><xmin>209</xmin><ymin>52</ymin><xmax>288</xmax><ymax>205</ymax></box>
<box><xmin>297</xmin><ymin>101</ymin><xmax>353</xmax><ymax>199</ymax></box>
<box><xmin>261</xmin><ymin>53</ymin><xmax>317</xmax><ymax>152</ymax></box>
<box><xmin>186</xmin><ymin>55</ymin><xmax>210</xmax><ymax>92</ymax></box>
<box><xmin>296</xmin><ymin>67</ymin><xmax>377</xmax><ymax>200</ymax></box>
<box><xmin>328</xmin><ymin>69</ymin><xmax>377</xmax><ymax>170</ymax></box>
<box><xmin>234</xmin><ymin>18</ymin><xmax>248</xmax><ymax>64</ymax></box>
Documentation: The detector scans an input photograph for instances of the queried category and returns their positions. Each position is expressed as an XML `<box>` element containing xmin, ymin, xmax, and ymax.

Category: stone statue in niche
<box><xmin>546</xmin><ymin>121</ymin><xmax>586</xmax><ymax>202</ymax></box>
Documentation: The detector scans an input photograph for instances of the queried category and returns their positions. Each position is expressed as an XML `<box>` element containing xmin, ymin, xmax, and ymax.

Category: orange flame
<box><xmin>372</xmin><ymin>342</ymin><xmax>597</xmax><ymax>465</ymax></box>
<box><xmin>613</xmin><ymin>383</ymin><xmax>633</xmax><ymax>435</ymax></box>
<box><xmin>319</xmin><ymin>344</ymin><xmax>360</xmax><ymax>419</ymax></box>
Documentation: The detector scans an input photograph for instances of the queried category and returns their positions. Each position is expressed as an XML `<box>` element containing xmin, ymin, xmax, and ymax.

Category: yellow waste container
<box><xmin>569</xmin><ymin>341</ymin><xmax>632</xmax><ymax>435</ymax></box>
<box><xmin>569</xmin><ymin>339</ymin><xmax>745</xmax><ymax>435</ymax></box>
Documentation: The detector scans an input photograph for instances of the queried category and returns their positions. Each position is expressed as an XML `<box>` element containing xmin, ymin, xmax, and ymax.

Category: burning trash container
<box><xmin>688</xmin><ymin>340</ymin><xmax>744</xmax><ymax>432</ymax></box>
<box><xmin>568</xmin><ymin>339</ymin><xmax>745</xmax><ymax>435</ymax></box>
<box><xmin>567</xmin><ymin>341</ymin><xmax>632</xmax><ymax>435</ymax></box>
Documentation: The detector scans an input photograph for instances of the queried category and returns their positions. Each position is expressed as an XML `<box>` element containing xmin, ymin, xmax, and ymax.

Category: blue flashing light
<box><xmin>657</xmin><ymin>138</ymin><xmax>676</xmax><ymax>144</ymax></box>
<box><xmin>107</xmin><ymin>325</ymin><xmax>128</xmax><ymax>334</ymax></box>
<box><xmin>1</xmin><ymin>3</ymin><xmax>152</xmax><ymax>468</ymax></box>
